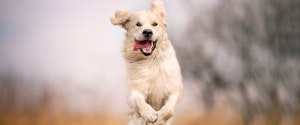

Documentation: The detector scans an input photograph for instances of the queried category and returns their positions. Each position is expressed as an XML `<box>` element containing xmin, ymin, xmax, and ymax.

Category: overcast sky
<box><xmin>0</xmin><ymin>0</ymin><xmax>191</xmax><ymax>81</ymax></box>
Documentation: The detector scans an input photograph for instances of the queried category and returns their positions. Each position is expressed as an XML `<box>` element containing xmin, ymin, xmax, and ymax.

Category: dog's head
<box><xmin>110</xmin><ymin>0</ymin><xmax>167</xmax><ymax>57</ymax></box>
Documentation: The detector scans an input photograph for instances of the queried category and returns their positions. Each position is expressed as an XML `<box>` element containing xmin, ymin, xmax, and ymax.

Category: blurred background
<box><xmin>0</xmin><ymin>0</ymin><xmax>299</xmax><ymax>125</ymax></box>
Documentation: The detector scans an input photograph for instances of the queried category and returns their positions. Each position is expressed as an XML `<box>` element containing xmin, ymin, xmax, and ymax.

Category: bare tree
<box><xmin>172</xmin><ymin>0</ymin><xmax>300</xmax><ymax>124</ymax></box>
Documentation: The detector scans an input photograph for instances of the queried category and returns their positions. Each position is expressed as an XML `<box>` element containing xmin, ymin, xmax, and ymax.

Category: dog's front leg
<box><xmin>128</xmin><ymin>90</ymin><xmax>158</xmax><ymax>124</ymax></box>
<box><xmin>156</xmin><ymin>91</ymin><xmax>181</xmax><ymax>124</ymax></box>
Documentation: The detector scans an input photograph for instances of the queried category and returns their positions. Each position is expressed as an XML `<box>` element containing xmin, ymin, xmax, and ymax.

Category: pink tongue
<box><xmin>133</xmin><ymin>40</ymin><xmax>151</xmax><ymax>51</ymax></box>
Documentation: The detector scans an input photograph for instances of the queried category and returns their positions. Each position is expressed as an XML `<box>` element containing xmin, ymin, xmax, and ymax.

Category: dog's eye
<box><xmin>152</xmin><ymin>22</ymin><xmax>158</xmax><ymax>26</ymax></box>
<box><xmin>136</xmin><ymin>22</ymin><xmax>142</xmax><ymax>27</ymax></box>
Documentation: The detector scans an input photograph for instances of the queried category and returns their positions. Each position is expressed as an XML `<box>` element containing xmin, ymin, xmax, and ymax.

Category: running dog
<box><xmin>110</xmin><ymin>0</ymin><xmax>182</xmax><ymax>124</ymax></box>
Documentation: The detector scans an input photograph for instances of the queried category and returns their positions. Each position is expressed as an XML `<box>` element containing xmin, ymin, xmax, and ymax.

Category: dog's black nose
<box><xmin>142</xmin><ymin>29</ymin><xmax>153</xmax><ymax>38</ymax></box>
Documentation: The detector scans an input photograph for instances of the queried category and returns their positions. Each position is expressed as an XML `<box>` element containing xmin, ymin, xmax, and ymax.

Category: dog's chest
<box><xmin>145</xmin><ymin>61</ymin><xmax>175</xmax><ymax>110</ymax></box>
<box><xmin>146</xmin><ymin>82</ymin><xmax>169</xmax><ymax>110</ymax></box>
<box><xmin>128</xmin><ymin>56</ymin><xmax>180</xmax><ymax>110</ymax></box>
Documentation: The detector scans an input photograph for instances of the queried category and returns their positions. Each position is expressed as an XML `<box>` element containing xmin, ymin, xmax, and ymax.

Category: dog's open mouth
<box><xmin>133</xmin><ymin>40</ymin><xmax>157</xmax><ymax>56</ymax></box>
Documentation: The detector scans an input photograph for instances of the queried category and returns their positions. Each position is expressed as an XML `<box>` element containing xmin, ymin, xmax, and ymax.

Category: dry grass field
<box><xmin>1</xmin><ymin>107</ymin><xmax>299</xmax><ymax>125</ymax></box>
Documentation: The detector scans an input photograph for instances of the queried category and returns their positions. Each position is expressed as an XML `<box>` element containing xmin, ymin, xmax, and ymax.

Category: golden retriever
<box><xmin>110</xmin><ymin>0</ymin><xmax>182</xmax><ymax>125</ymax></box>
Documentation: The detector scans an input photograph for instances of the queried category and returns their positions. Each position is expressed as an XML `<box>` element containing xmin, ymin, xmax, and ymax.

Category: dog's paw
<box><xmin>141</xmin><ymin>108</ymin><xmax>158</xmax><ymax>123</ymax></box>
<box><xmin>154</xmin><ymin>109</ymin><xmax>174</xmax><ymax>125</ymax></box>
<box><xmin>158</xmin><ymin>110</ymin><xmax>173</xmax><ymax>121</ymax></box>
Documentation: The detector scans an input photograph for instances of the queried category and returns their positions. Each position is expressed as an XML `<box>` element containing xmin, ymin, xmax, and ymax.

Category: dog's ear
<box><xmin>151</xmin><ymin>0</ymin><xmax>167</xmax><ymax>26</ymax></box>
<box><xmin>110</xmin><ymin>10</ymin><xmax>132</xmax><ymax>29</ymax></box>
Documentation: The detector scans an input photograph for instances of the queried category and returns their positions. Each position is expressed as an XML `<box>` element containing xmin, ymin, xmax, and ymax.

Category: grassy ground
<box><xmin>1</xmin><ymin>109</ymin><xmax>299</xmax><ymax>125</ymax></box>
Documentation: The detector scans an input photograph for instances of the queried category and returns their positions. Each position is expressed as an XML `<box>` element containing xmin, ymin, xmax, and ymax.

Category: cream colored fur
<box><xmin>110</xmin><ymin>0</ymin><xmax>182</xmax><ymax>125</ymax></box>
